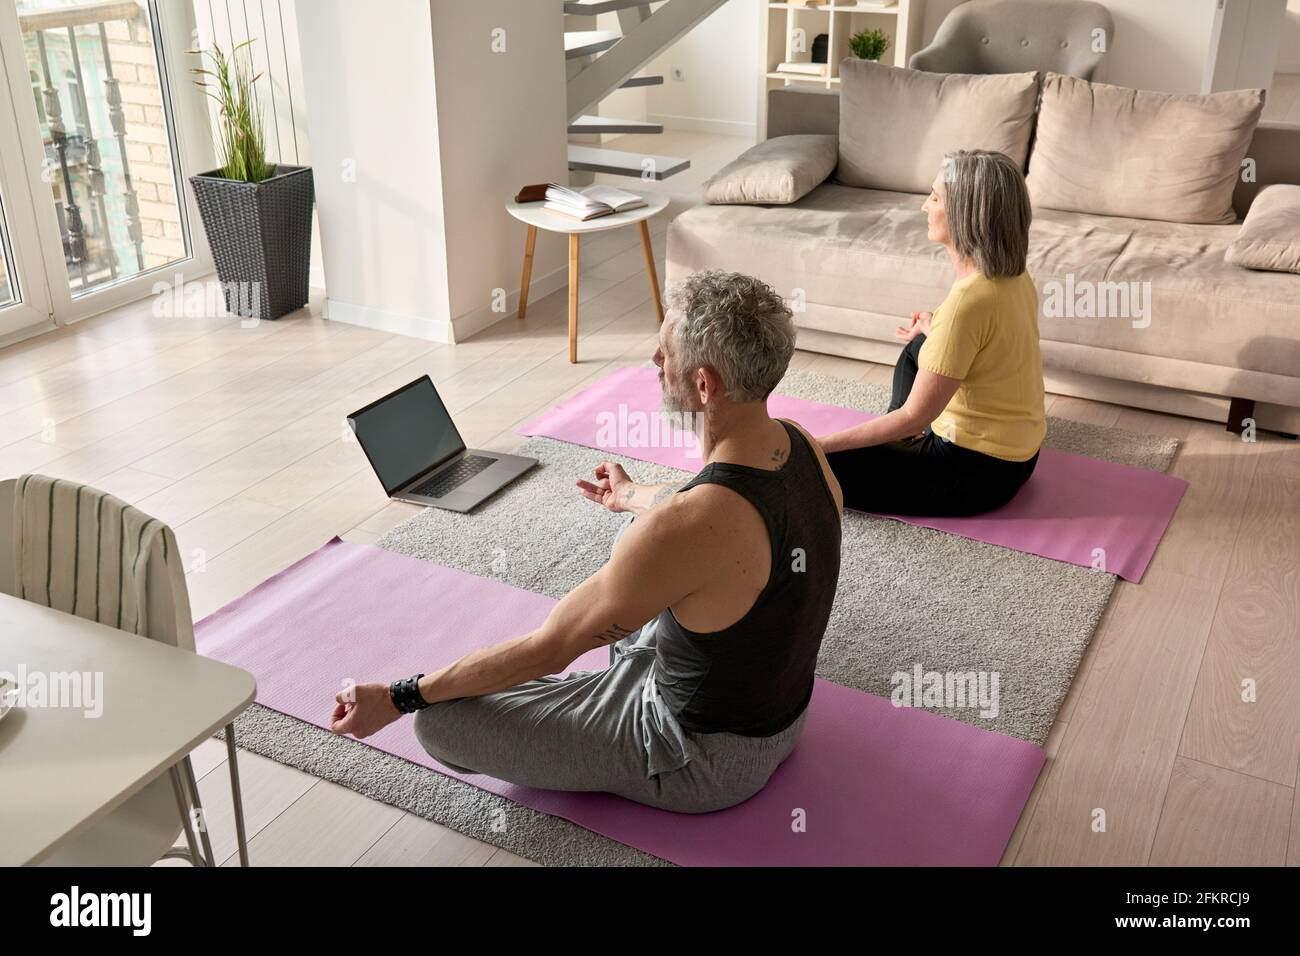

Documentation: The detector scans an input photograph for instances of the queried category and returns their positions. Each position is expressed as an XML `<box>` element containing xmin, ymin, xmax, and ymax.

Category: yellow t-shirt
<box><xmin>917</xmin><ymin>271</ymin><xmax>1046</xmax><ymax>462</ymax></box>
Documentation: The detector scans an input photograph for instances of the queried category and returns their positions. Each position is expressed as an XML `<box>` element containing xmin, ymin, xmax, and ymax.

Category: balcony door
<box><xmin>0</xmin><ymin>0</ymin><xmax>214</xmax><ymax>342</ymax></box>
<box><xmin>0</xmin><ymin>90</ymin><xmax>50</xmax><ymax>337</ymax></box>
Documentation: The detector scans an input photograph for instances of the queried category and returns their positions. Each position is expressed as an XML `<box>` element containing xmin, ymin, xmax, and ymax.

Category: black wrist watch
<box><xmin>389</xmin><ymin>674</ymin><xmax>431</xmax><ymax>713</ymax></box>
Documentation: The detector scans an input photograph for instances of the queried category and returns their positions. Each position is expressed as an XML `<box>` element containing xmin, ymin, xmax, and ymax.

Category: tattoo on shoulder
<box><xmin>771</xmin><ymin>446</ymin><xmax>787</xmax><ymax>464</ymax></box>
<box><xmin>592</xmin><ymin>624</ymin><xmax>635</xmax><ymax>646</ymax></box>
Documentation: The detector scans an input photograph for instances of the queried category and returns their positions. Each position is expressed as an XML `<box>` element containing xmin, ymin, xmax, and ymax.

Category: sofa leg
<box><xmin>1225</xmin><ymin>397</ymin><xmax>1255</xmax><ymax>435</ymax></box>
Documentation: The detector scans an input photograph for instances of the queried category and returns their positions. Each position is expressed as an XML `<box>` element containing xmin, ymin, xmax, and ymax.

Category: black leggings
<box><xmin>824</xmin><ymin>335</ymin><xmax>1039</xmax><ymax>517</ymax></box>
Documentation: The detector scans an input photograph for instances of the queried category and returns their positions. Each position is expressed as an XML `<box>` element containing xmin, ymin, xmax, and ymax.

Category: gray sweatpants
<box><xmin>413</xmin><ymin>509</ymin><xmax>807</xmax><ymax>814</ymax></box>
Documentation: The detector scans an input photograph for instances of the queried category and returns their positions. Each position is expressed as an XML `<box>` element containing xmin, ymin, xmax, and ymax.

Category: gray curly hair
<box><xmin>664</xmin><ymin>270</ymin><xmax>795</xmax><ymax>403</ymax></box>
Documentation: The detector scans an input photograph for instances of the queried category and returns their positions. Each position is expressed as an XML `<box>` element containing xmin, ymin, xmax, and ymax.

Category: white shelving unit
<box><xmin>758</xmin><ymin>0</ymin><xmax>928</xmax><ymax>136</ymax></box>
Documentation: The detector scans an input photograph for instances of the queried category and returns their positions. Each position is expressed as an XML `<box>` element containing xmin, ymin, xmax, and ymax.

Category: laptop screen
<box><xmin>349</xmin><ymin>376</ymin><xmax>465</xmax><ymax>495</ymax></box>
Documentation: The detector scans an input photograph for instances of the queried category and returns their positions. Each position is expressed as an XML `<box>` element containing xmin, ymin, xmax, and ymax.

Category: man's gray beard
<box><xmin>659</xmin><ymin>372</ymin><xmax>706</xmax><ymax>458</ymax></box>
<box><xmin>660</xmin><ymin>372</ymin><xmax>691</xmax><ymax>417</ymax></box>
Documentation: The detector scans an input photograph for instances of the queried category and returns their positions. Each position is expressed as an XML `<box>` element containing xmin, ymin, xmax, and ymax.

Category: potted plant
<box><xmin>849</xmin><ymin>28</ymin><xmax>891</xmax><ymax>62</ymax></box>
<box><xmin>188</xmin><ymin>41</ymin><xmax>313</xmax><ymax>321</ymax></box>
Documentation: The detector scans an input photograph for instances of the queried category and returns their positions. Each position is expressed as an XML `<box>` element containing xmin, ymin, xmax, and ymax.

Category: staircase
<box><xmin>563</xmin><ymin>0</ymin><xmax>728</xmax><ymax>182</ymax></box>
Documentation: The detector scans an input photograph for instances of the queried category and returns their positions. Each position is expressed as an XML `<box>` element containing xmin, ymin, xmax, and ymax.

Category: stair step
<box><xmin>564</xmin><ymin>0</ymin><xmax>653</xmax><ymax>14</ymax></box>
<box><xmin>564</xmin><ymin>29</ymin><xmax>621</xmax><ymax>59</ymax></box>
<box><xmin>567</xmin><ymin>145</ymin><xmax>690</xmax><ymax>181</ymax></box>
<box><xmin>568</xmin><ymin>115</ymin><xmax>664</xmax><ymax>135</ymax></box>
<box><xmin>620</xmin><ymin>74</ymin><xmax>663</xmax><ymax>88</ymax></box>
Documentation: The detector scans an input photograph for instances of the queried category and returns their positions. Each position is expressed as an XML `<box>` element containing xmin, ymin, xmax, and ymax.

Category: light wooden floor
<box><xmin>1264</xmin><ymin>72</ymin><xmax>1300</xmax><ymax>124</ymax></box>
<box><xmin>3</xmin><ymin>128</ymin><xmax>1297</xmax><ymax>868</ymax></box>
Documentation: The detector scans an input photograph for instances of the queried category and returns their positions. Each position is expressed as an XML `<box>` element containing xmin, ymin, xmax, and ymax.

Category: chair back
<box><xmin>0</xmin><ymin>477</ymin><xmax>194</xmax><ymax>651</ymax></box>
<box><xmin>909</xmin><ymin>0</ymin><xmax>1115</xmax><ymax>80</ymax></box>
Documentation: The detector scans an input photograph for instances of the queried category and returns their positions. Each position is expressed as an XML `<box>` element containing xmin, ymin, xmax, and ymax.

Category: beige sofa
<box><xmin>666</xmin><ymin>85</ymin><xmax>1300</xmax><ymax>433</ymax></box>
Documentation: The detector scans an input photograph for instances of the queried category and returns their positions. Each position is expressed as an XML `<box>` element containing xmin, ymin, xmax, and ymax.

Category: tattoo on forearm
<box><xmin>624</xmin><ymin>488</ymin><xmax>636</xmax><ymax>501</ymax></box>
<box><xmin>651</xmin><ymin>484</ymin><xmax>677</xmax><ymax>506</ymax></box>
<box><xmin>591</xmin><ymin>624</ymin><xmax>634</xmax><ymax>645</ymax></box>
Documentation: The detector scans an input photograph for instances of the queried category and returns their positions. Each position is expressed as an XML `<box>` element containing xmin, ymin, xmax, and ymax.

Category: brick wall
<box><xmin>102</xmin><ymin>12</ymin><xmax>185</xmax><ymax>270</ymax></box>
<box><xmin>20</xmin><ymin>6</ymin><xmax>187</xmax><ymax>288</ymax></box>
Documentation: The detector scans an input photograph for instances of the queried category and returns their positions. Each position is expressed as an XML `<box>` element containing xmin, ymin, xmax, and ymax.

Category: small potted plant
<box><xmin>849</xmin><ymin>28</ymin><xmax>891</xmax><ymax>62</ymax></box>
<box><xmin>188</xmin><ymin>41</ymin><xmax>313</xmax><ymax>320</ymax></box>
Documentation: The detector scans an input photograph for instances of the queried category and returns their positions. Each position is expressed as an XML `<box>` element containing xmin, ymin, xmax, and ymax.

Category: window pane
<box><xmin>15</xmin><ymin>0</ymin><xmax>188</xmax><ymax>297</ymax></box>
<box><xmin>0</xmin><ymin>193</ymin><xmax>16</xmax><ymax>308</ymax></box>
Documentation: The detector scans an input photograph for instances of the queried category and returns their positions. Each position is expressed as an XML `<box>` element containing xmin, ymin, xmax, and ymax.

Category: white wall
<box><xmin>1279</xmin><ymin>0</ymin><xmax>1300</xmax><ymax>71</ymax></box>
<box><xmin>1082</xmin><ymin>0</ymin><xmax>1220</xmax><ymax>92</ymax></box>
<box><xmin>921</xmin><ymin>0</ymin><xmax>1247</xmax><ymax>93</ymax></box>
<box><xmin>1205</xmin><ymin>0</ymin><xmax>1289</xmax><ymax>92</ymax></box>
<box><xmin>594</xmin><ymin>10</ymin><xmax>649</xmax><ymax>121</ymax></box>
<box><xmin>925</xmin><ymin>0</ymin><xmax>1280</xmax><ymax>94</ymax></box>
<box><xmin>194</xmin><ymin>0</ymin><xmax>317</xmax><ymax>284</ymax></box>
<box><xmin>920</xmin><ymin>0</ymin><xmax>963</xmax><ymax>46</ymax></box>
<box><xmin>643</xmin><ymin>0</ymin><xmax>761</xmax><ymax>138</ymax></box>
<box><xmin>428</xmin><ymin>1</ymin><xmax>570</xmax><ymax>336</ymax></box>
<box><xmin>193</xmin><ymin>0</ymin><xmax>308</xmax><ymax>167</ymax></box>
<box><xmin>609</xmin><ymin>0</ymin><xmax>1273</xmax><ymax>136</ymax></box>
<box><xmin>295</xmin><ymin>0</ymin><xmax>568</xmax><ymax>343</ymax></box>
<box><xmin>295</xmin><ymin>0</ymin><xmax>452</xmax><ymax>339</ymax></box>
<box><xmin>872</xmin><ymin>0</ymin><xmax>1233</xmax><ymax>93</ymax></box>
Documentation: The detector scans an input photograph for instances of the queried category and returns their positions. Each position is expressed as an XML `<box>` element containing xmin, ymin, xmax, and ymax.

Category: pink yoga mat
<box><xmin>520</xmin><ymin>366</ymin><xmax>1187</xmax><ymax>582</ymax></box>
<box><xmin>197</xmin><ymin>538</ymin><xmax>1046</xmax><ymax>866</ymax></box>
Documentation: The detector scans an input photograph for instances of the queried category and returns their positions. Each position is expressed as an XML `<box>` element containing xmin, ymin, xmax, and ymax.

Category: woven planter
<box><xmin>189</xmin><ymin>164</ymin><xmax>314</xmax><ymax>320</ymax></box>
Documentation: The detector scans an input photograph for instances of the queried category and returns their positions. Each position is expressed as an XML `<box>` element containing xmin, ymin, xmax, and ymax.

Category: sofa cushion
<box><xmin>666</xmin><ymin>184</ymin><xmax>1300</xmax><ymax>381</ymax></box>
<box><xmin>669</xmin><ymin>185</ymin><xmax>950</xmax><ymax>330</ymax></box>
<box><xmin>1032</xmin><ymin>212</ymin><xmax>1300</xmax><ymax>379</ymax></box>
<box><xmin>836</xmin><ymin>60</ymin><xmax>1038</xmax><ymax>194</ymax></box>
<box><xmin>1027</xmin><ymin>73</ymin><xmax>1263</xmax><ymax>225</ymax></box>
<box><xmin>1225</xmin><ymin>184</ymin><xmax>1300</xmax><ymax>273</ymax></box>
<box><xmin>703</xmin><ymin>134</ymin><xmax>838</xmax><ymax>205</ymax></box>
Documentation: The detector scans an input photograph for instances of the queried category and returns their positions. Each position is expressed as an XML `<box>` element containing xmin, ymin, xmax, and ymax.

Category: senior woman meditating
<box><xmin>818</xmin><ymin>149</ymin><xmax>1045</xmax><ymax>517</ymax></box>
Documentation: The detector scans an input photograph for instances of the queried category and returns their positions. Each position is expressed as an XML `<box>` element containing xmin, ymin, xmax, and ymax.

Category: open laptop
<box><xmin>348</xmin><ymin>375</ymin><xmax>537</xmax><ymax>512</ymax></box>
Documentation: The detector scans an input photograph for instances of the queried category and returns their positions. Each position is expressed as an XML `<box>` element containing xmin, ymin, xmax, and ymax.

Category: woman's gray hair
<box><xmin>942</xmin><ymin>149</ymin><xmax>1032</xmax><ymax>278</ymax></box>
<box><xmin>665</xmin><ymin>270</ymin><xmax>795</xmax><ymax>403</ymax></box>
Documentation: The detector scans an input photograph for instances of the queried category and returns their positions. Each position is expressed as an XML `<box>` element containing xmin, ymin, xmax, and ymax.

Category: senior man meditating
<box><xmin>330</xmin><ymin>270</ymin><xmax>843</xmax><ymax>813</ymax></box>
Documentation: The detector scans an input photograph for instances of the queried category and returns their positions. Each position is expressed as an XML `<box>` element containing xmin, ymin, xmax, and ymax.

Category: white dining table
<box><xmin>0</xmin><ymin>593</ymin><xmax>256</xmax><ymax>866</ymax></box>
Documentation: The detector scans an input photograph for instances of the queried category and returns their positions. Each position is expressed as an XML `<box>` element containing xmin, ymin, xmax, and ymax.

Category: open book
<box><xmin>542</xmin><ymin>184</ymin><xmax>647</xmax><ymax>221</ymax></box>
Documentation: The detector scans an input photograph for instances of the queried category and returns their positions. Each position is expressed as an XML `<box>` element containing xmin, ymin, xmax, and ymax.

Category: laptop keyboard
<box><xmin>411</xmin><ymin>455</ymin><xmax>495</xmax><ymax>498</ymax></box>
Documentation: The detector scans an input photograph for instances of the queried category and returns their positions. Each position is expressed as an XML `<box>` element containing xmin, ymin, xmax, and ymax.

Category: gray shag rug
<box><xmin>223</xmin><ymin>368</ymin><xmax>1179</xmax><ymax>866</ymax></box>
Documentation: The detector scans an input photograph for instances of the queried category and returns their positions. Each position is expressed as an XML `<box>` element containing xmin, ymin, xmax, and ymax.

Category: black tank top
<box><xmin>651</xmin><ymin>420</ymin><xmax>842</xmax><ymax>737</ymax></box>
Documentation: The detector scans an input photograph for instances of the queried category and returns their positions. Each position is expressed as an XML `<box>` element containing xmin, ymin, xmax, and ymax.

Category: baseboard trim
<box><xmin>646</xmin><ymin>112</ymin><xmax>755</xmax><ymax>139</ymax></box>
<box><xmin>326</xmin><ymin>259</ymin><xmax>572</xmax><ymax>346</ymax></box>
<box><xmin>448</xmin><ymin>261</ymin><xmax>569</xmax><ymax>343</ymax></box>
<box><xmin>325</xmin><ymin>299</ymin><xmax>451</xmax><ymax>343</ymax></box>
<box><xmin>0</xmin><ymin>318</ymin><xmax>57</xmax><ymax>349</ymax></box>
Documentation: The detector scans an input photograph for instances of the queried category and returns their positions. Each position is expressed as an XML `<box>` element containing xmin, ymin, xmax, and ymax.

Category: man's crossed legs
<box><xmin>414</xmin><ymin>621</ymin><xmax>806</xmax><ymax>814</ymax></box>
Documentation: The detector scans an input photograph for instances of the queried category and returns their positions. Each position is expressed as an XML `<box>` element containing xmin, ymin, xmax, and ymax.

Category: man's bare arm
<box><xmin>416</xmin><ymin>503</ymin><xmax>705</xmax><ymax>705</ymax></box>
<box><xmin>576</xmin><ymin>461</ymin><xmax>678</xmax><ymax>515</ymax></box>
<box><xmin>611</xmin><ymin>481</ymin><xmax>676</xmax><ymax>515</ymax></box>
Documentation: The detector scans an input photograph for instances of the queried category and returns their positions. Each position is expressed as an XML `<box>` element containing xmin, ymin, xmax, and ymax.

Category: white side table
<box><xmin>506</xmin><ymin>193</ymin><xmax>670</xmax><ymax>363</ymax></box>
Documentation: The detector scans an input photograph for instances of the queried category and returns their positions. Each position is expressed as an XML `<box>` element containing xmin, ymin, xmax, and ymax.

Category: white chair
<box><xmin>0</xmin><ymin>477</ymin><xmax>248</xmax><ymax>866</ymax></box>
